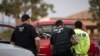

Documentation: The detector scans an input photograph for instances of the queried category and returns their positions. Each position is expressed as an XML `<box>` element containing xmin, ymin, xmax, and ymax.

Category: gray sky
<box><xmin>43</xmin><ymin>0</ymin><xmax>90</xmax><ymax>17</ymax></box>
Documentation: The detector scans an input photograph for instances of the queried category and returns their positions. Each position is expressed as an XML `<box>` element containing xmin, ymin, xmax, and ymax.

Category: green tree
<box><xmin>0</xmin><ymin>0</ymin><xmax>21</xmax><ymax>17</ymax></box>
<box><xmin>0</xmin><ymin>0</ymin><xmax>54</xmax><ymax>20</ymax></box>
<box><xmin>89</xmin><ymin>0</ymin><xmax>100</xmax><ymax>31</ymax></box>
<box><xmin>21</xmin><ymin>0</ymin><xmax>54</xmax><ymax>20</ymax></box>
<box><xmin>89</xmin><ymin>0</ymin><xmax>100</xmax><ymax>44</ymax></box>
<box><xmin>31</xmin><ymin>3</ymin><xmax>54</xmax><ymax>20</ymax></box>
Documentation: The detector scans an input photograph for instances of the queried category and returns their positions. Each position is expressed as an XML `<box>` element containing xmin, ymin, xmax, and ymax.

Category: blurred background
<box><xmin>0</xmin><ymin>0</ymin><xmax>100</xmax><ymax>43</ymax></box>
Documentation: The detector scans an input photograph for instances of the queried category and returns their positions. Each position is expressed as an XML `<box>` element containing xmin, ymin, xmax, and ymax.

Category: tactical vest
<box><xmin>52</xmin><ymin>27</ymin><xmax>72</xmax><ymax>52</ymax></box>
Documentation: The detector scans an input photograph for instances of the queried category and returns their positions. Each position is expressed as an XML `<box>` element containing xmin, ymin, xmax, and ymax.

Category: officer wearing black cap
<box><xmin>50</xmin><ymin>20</ymin><xmax>79</xmax><ymax>56</ymax></box>
<box><xmin>11</xmin><ymin>14</ymin><xmax>40</xmax><ymax>56</ymax></box>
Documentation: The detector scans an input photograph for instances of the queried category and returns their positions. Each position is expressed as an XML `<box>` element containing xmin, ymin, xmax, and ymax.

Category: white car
<box><xmin>0</xmin><ymin>43</ymin><xmax>34</xmax><ymax>56</ymax></box>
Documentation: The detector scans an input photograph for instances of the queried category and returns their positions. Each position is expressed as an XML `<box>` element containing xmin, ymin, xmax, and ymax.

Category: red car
<box><xmin>32</xmin><ymin>19</ymin><xmax>100</xmax><ymax>56</ymax></box>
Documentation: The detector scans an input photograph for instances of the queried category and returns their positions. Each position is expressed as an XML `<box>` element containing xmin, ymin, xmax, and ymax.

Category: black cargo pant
<box><xmin>53</xmin><ymin>48</ymin><xmax>73</xmax><ymax>56</ymax></box>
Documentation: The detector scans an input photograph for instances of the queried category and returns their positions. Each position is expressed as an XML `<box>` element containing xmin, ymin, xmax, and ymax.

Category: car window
<box><xmin>36</xmin><ymin>25</ymin><xmax>52</xmax><ymax>34</ymax></box>
<box><xmin>36</xmin><ymin>24</ymin><xmax>75</xmax><ymax>34</ymax></box>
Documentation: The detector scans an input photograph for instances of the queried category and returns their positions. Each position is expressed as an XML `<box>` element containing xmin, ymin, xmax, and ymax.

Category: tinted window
<box><xmin>36</xmin><ymin>24</ymin><xmax>75</xmax><ymax>34</ymax></box>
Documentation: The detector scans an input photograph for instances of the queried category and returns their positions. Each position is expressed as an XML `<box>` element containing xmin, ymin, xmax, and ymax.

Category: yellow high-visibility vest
<box><xmin>73</xmin><ymin>29</ymin><xmax>90</xmax><ymax>55</ymax></box>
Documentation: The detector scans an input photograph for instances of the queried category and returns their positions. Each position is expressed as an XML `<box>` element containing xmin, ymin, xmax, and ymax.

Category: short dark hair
<box><xmin>75</xmin><ymin>21</ymin><xmax>83</xmax><ymax>29</ymax></box>
<box><xmin>55</xmin><ymin>20</ymin><xmax>63</xmax><ymax>27</ymax></box>
<box><xmin>21</xmin><ymin>14</ymin><xmax>30</xmax><ymax>22</ymax></box>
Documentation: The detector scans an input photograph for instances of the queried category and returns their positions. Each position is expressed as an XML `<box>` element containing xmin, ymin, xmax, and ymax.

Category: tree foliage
<box><xmin>0</xmin><ymin>0</ymin><xmax>54</xmax><ymax>20</ymax></box>
<box><xmin>0</xmin><ymin>0</ymin><xmax>22</xmax><ymax>17</ymax></box>
<box><xmin>89</xmin><ymin>0</ymin><xmax>100</xmax><ymax>31</ymax></box>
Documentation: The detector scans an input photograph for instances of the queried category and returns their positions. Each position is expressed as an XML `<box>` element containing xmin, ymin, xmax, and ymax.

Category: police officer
<box><xmin>50</xmin><ymin>20</ymin><xmax>79</xmax><ymax>56</ymax></box>
<box><xmin>73</xmin><ymin>21</ymin><xmax>90</xmax><ymax>56</ymax></box>
<box><xmin>10</xmin><ymin>14</ymin><xmax>40</xmax><ymax>56</ymax></box>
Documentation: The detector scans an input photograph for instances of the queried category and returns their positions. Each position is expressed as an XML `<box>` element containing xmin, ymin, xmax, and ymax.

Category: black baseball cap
<box><xmin>21</xmin><ymin>14</ymin><xmax>30</xmax><ymax>22</ymax></box>
<box><xmin>55</xmin><ymin>20</ymin><xmax>63</xmax><ymax>27</ymax></box>
<box><xmin>75</xmin><ymin>21</ymin><xmax>83</xmax><ymax>28</ymax></box>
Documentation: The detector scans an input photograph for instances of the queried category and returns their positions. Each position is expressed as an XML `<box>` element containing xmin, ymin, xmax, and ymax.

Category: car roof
<box><xmin>32</xmin><ymin>20</ymin><xmax>75</xmax><ymax>26</ymax></box>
